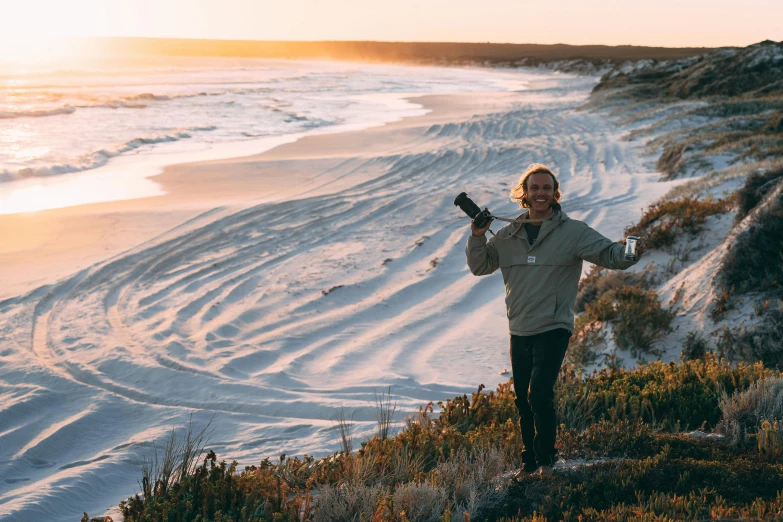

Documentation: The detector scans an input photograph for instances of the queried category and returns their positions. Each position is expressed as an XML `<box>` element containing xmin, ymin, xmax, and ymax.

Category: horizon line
<box><xmin>80</xmin><ymin>35</ymin><xmax>721</xmax><ymax>50</ymax></box>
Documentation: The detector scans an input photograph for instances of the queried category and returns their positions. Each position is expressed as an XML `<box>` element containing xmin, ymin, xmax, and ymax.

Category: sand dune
<box><xmin>0</xmin><ymin>73</ymin><xmax>678</xmax><ymax>520</ymax></box>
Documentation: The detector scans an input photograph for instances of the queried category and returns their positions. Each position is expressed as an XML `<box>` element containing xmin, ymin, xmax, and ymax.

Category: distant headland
<box><xmin>83</xmin><ymin>37</ymin><xmax>712</xmax><ymax>68</ymax></box>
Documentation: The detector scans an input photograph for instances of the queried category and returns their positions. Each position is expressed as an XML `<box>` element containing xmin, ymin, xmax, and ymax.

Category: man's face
<box><xmin>526</xmin><ymin>172</ymin><xmax>556</xmax><ymax>213</ymax></box>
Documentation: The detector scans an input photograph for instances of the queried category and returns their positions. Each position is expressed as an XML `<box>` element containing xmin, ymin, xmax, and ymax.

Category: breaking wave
<box><xmin>0</xmin><ymin>126</ymin><xmax>217</xmax><ymax>182</ymax></box>
<box><xmin>0</xmin><ymin>92</ymin><xmax>211</xmax><ymax>119</ymax></box>
<box><xmin>0</xmin><ymin>105</ymin><xmax>78</xmax><ymax>119</ymax></box>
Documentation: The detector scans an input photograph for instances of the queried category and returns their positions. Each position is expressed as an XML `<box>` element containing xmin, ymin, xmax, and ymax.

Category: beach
<box><xmin>0</xmin><ymin>70</ymin><xmax>679</xmax><ymax>521</ymax></box>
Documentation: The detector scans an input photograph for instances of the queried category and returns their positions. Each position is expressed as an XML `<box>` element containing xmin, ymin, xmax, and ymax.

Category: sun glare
<box><xmin>0</xmin><ymin>1</ymin><xmax>106</xmax><ymax>69</ymax></box>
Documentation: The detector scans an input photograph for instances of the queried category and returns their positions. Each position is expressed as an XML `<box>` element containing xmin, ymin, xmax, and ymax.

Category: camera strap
<box><xmin>490</xmin><ymin>215</ymin><xmax>546</xmax><ymax>240</ymax></box>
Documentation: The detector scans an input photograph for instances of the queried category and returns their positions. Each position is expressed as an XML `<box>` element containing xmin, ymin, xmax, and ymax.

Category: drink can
<box><xmin>624</xmin><ymin>236</ymin><xmax>639</xmax><ymax>261</ymax></box>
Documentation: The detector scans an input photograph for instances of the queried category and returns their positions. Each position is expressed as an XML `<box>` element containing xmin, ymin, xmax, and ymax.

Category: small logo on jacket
<box><xmin>527</xmin><ymin>256</ymin><xmax>536</xmax><ymax>264</ymax></box>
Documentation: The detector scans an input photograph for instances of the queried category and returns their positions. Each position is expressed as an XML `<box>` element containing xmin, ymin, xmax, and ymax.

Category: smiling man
<box><xmin>465</xmin><ymin>163</ymin><xmax>646</xmax><ymax>475</ymax></box>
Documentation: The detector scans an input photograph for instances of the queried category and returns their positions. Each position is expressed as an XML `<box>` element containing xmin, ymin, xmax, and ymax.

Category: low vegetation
<box><xmin>591</xmin><ymin>41</ymin><xmax>783</xmax><ymax>182</ymax></box>
<box><xmin>623</xmin><ymin>196</ymin><xmax>732</xmax><ymax>250</ymax></box>
<box><xmin>711</xmin><ymin>173</ymin><xmax>783</xmax><ymax>341</ymax></box>
<box><xmin>681</xmin><ymin>331</ymin><xmax>710</xmax><ymax>362</ymax></box>
<box><xmin>583</xmin><ymin>284</ymin><xmax>675</xmax><ymax>357</ymax></box>
<box><xmin>734</xmin><ymin>165</ymin><xmax>783</xmax><ymax>222</ymax></box>
<box><xmin>720</xmin><ymin>191</ymin><xmax>783</xmax><ymax>295</ymax></box>
<box><xmin>594</xmin><ymin>40</ymin><xmax>783</xmax><ymax>99</ymax></box>
<box><xmin>570</xmin><ymin>262</ymin><xmax>674</xmax><ymax>367</ymax></box>
<box><xmin>117</xmin><ymin>356</ymin><xmax>783</xmax><ymax>521</ymax></box>
<box><xmin>714</xmin><ymin>303</ymin><xmax>783</xmax><ymax>371</ymax></box>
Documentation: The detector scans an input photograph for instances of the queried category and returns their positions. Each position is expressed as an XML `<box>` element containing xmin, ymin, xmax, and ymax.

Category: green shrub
<box><xmin>120</xmin><ymin>450</ymin><xmax>314</xmax><ymax>522</ymax></box>
<box><xmin>734</xmin><ymin>165</ymin><xmax>783</xmax><ymax>222</ymax></box>
<box><xmin>609</xmin><ymin>286</ymin><xmax>676</xmax><ymax>354</ymax></box>
<box><xmin>624</xmin><ymin>196</ymin><xmax>732</xmax><ymax>250</ymax></box>
<box><xmin>758</xmin><ymin>420</ymin><xmax>783</xmax><ymax>462</ymax></box>
<box><xmin>681</xmin><ymin>331</ymin><xmax>710</xmax><ymax>361</ymax></box>
<box><xmin>572</xmin><ymin>266</ymin><xmax>670</xmax><ymax>365</ymax></box>
<box><xmin>500</xmin><ymin>449</ymin><xmax>783</xmax><ymax>521</ymax></box>
<box><xmin>714</xmin><ymin>305</ymin><xmax>783</xmax><ymax>369</ymax></box>
<box><xmin>557</xmin><ymin>420</ymin><xmax>656</xmax><ymax>461</ymax></box>
<box><xmin>719</xmin><ymin>191</ymin><xmax>783</xmax><ymax>296</ymax></box>
<box><xmin>575</xmin><ymin>280</ymin><xmax>674</xmax><ymax>357</ymax></box>
<box><xmin>709</xmin><ymin>285</ymin><xmax>736</xmax><ymax>322</ymax></box>
<box><xmin>564</xmin><ymin>315</ymin><xmax>605</xmax><ymax>370</ymax></box>
<box><xmin>558</xmin><ymin>354</ymin><xmax>774</xmax><ymax>431</ymax></box>
<box><xmin>501</xmin><ymin>487</ymin><xmax>783</xmax><ymax>522</ymax></box>
<box><xmin>575</xmin><ymin>265</ymin><xmax>653</xmax><ymax>314</ymax></box>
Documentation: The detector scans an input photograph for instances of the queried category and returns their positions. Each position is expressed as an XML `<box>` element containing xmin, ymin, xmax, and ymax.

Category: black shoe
<box><xmin>509</xmin><ymin>460</ymin><xmax>538</xmax><ymax>482</ymax></box>
<box><xmin>535</xmin><ymin>464</ymin><xmax>554</xmax><ymax>478</ymax></box>
<box><xmin>536</xmin><ymin>455</ymin><xmax>557</xmax><ymax>468</ymax></box>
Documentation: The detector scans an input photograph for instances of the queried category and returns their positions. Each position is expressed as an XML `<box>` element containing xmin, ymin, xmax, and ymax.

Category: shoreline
<box><xmin>0</xmin><ymin>89</ymin><xmax>528</xmax><ymax>301</ymax></box>
<box><xmin>0</xmin><ymin>92</ymin><xmax>432</xmax><ymax>215</ymax></box>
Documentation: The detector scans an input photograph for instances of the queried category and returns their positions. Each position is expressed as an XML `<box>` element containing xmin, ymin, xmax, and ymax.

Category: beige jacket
<box><xmin>465</xmin><ymin>210</ymin><xmax>637</xmax><ymax>337</ymax></box>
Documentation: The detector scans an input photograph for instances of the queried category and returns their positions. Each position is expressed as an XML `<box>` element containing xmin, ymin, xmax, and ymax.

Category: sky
<box><xmin>0</xmin><ymin>0</ymin><xmax>781</xmax><ymax>53</ymax></box>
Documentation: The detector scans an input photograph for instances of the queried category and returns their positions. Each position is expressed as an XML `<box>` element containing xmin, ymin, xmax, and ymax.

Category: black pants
<box><xmin>510</xmin><ymin>328</ymin><xmax>571</xmax><ymax>467</ymax></box>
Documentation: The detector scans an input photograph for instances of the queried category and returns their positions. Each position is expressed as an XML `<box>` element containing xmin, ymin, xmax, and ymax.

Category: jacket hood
<box><xmin>496</xmin><ymin>209</ymin><xmax>568</xmax><ymax>241</ymax></box>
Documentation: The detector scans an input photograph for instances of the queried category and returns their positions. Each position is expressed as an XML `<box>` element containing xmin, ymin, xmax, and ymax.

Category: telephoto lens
<box><xmin>454</xmin><ymin>192</ymin><xmax>492</xmax><ymax>228</ymax></box>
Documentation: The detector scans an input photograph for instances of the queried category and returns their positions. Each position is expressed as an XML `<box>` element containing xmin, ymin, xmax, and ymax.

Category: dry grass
<box><xmin>375</xmin><ymin>387</ymin><xmax>398</xmax><ymax>442</ymax></box>
<box><xmin>140</xmin><ymin>415</ymin><xmax>214</xmax><ymax>500</ymax></box>
<box><xmin>594</xmin><ymin>41</ymin><xmax>783</xmax><ymax>99</ymax></box>
<box><xmin>718</xmin><ymin>376</ymin><xmax>783</xmax><ymax>444</ymax></box>
<box><xmin>333</xmin><ymin>406</ymin><xmax>354</xmax><ymax>455</ymax></box>
<box><xmin>314</xmin><ymin>483</ymin><xmax>387</xmax><ymax>522</ymax></box>
<box><xmin>662</xmin><ymin>158</ymin><xmax>783</xmax><ymax>201</ymax></box>
<box><xmin>392</xmin><ymin>483</ymin><xmax>447</xmax><ymax>522</ymax></box>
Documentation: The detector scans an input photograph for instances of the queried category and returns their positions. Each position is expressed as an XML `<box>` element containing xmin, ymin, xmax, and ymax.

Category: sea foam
<box><xmin>0</xmin><ymin>58</ymin><xmax>529</xmax><ymax>190</ymax></box>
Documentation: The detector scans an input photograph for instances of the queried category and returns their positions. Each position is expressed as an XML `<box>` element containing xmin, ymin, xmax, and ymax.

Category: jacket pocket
<box><xmin>507</xmin><ymin>291</ymin><xmax>556</xmax><ymax>322</ymax></box>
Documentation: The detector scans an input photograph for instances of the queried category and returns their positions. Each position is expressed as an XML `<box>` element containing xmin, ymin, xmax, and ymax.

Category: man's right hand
<box><xmin>471</xmin><ymin>218</ymin><xmax>493</xmax><ymax>237</ymax></box>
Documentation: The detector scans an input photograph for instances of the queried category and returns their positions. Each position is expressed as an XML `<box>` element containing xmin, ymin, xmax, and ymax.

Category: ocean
<box><xmin>0</xmin><ymin>57</ymin><xmax>528</xmax><ymax>213</ymax></box>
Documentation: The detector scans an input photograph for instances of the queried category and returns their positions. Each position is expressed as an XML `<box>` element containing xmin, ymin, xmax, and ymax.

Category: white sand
<box><xmin>0</xmin><ymin>73</ymin><xmax>679</xmax><ymax>521</ymax></box>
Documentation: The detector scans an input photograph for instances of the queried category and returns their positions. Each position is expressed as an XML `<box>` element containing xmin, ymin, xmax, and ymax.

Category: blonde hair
<box><xmin>510</xmin><ymin>163</ymin><xmax>562</xmax><ymax>210</ymax></box>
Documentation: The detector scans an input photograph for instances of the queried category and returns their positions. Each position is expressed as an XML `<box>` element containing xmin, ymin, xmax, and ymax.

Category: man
<box><xmin>465</xmin><ymin>163</ymin><xmax>645</xmax><ymax>475</ymax></box>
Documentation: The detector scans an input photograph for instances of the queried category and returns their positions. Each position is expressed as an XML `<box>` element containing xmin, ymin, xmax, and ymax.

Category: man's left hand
<box><xmin>619</xmin><ymin>237</ymin><xmax>648</xmax><ymax>258</ymax></box>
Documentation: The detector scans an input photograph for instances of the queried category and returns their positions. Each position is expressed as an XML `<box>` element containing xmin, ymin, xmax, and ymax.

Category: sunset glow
<box><xmin>0</xmin><ymin>1</ymin><xmax>103</xmax><ymax>66</ymax></box>
<box><xmin>0</xmin><ymin>0</ymin><xmax>779</xmax><ymax>51</ymax></box>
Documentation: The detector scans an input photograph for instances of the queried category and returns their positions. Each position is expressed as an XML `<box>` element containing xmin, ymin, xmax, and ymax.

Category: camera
<box><xmin>454</xmin><ymin>192</ymin><xmax>492</xmax><ymax>228</ymax></box>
